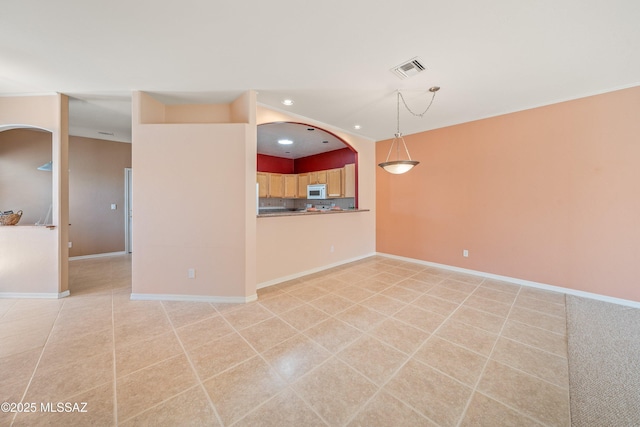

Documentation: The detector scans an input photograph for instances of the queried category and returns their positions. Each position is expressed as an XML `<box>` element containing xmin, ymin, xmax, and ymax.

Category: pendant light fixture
<box><xmin>378</xmin><ymin>86</ymin><xmax>440</xmax><ymax>174</ymax></box>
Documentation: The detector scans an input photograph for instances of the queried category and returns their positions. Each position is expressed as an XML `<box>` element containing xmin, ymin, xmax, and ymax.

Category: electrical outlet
<box><xmin>187</xmin><ymin>268</ymin><xmax>196</xmax><ymax>279</ymax></box>
<box><xmin>463</xmin><ymin>249</ymin><xmax>469</xmax><ymax>257</ymax></box>
<box><xmin>68</xmin><ymin>242</ymin><xmax>72</xmax><ymax>248</ymax></box>
<box><xmin>330</xmin><ymin>245</ymin><xmax>334</xmax><ymax>253</ymax></box>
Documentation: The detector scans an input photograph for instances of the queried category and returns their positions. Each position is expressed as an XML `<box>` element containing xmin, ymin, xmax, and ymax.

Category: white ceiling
<box><xmin>1</xmin><ymin>1</ymin><xmax>639</xmax><ymax>144</ymax></box>
<box><xmin>258</xmin><ymin>123</ymin><xmax>348</xmax><ymax>159</ymax></box>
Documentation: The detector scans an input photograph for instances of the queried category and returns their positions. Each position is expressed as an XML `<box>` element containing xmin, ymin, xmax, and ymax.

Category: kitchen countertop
<box><xmin>257</xmin><ymin>208</ymin><xmax>369</xmax><ymax>217</ymax></box>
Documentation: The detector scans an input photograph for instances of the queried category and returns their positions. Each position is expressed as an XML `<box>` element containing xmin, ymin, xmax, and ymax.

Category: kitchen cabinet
<box><xmin>269</xmin><ymin>173</ymin><xmax>284</xmax><ymax>198</ymax></box>
<box><xmin>308</xmin><ymin>170</ymin><xmax>327</xmax><ymax>185</ymax></box>
<box><xmin>297</xmin><ymin>173</ymin><xmax>309</xmax><ymax>198</ymax></box>
<box><xmin>257</xmin><ymin>172</ymin><xmax>269</xmax><ymax>197</ymax></box>
<box><xmin>327</xmin><ymin>168</ymin><xmax>342</xmax><ymax>197</ymax></box>
<box><xmin>283</xmin><ymin>174</ymin><xmax>298</xmax><ymax>198</ymax></box>
<box><xmin>344</xmin><ymin>163</ymin><xmax>355</xmax><ymax>197</ymax></box>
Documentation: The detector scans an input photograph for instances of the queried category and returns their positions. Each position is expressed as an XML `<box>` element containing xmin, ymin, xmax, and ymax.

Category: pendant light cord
<box><xmin>398</xmin><ymin>88</ymin><xmax>438</xmax><ymax>118</ymax></box>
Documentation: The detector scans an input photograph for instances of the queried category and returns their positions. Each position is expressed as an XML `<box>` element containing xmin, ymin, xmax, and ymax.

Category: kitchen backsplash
<box><xmin>259</xmin><ymin>197</ymin><xmax>355</xmax><ymax>210</ymax></box>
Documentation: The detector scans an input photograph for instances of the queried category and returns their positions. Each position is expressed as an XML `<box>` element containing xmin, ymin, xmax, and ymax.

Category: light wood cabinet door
<box><xmin>284</xmin><ymin>174</ymin><xmax>298</xmax><ymax>198</ymax></box>
<box><xmin>344</xmin><ymin>163</ymin><xmax>356</xmax><ymax>197</ymax></box>
<box><xmin>307</xmin><ymin>171</ymin><xmax>318</xmax><ymax>184</ymax></box>
<box><xmin>327</xmin><ymin>168</ymin><xmax>342</xmax><ymax>197</ymax></box>
<box><xmin>256</xmin><ymin>172</ymin><xmax>269</xmax><ymax>197</ymax></box>
<box><xmin>298</xmin><ymin>173</ymin><xmax>309</xmax><ymax>198</ymax></box>
<box><xmin>269</xmin><ymin>173</ymin><xmax>284</xmax><ymax>198</ymax></box>
<box><xmin>317</xmin><ymin>170</ymin><xmax>327</xmax><ymax>184</ymax></box>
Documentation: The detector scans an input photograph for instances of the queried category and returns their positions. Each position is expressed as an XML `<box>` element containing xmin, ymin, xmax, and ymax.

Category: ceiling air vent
<box><xmin>391</xmin><ymin>57</ymin><xmax>426</xmax><ymax>79</ymax></box>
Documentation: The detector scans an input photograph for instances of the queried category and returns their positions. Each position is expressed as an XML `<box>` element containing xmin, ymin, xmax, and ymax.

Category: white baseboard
<box><xmin>257</xmin><ymin>252</ymin><xmax>377</xmax><ymax>290</ymax></box>
<box><xmin>69</xmin><ymin>251</ymin><xmax>127</xmax><ymax>261</ymax></box>
<box><xmin>377</xmin><ymin>252</ymin><xmax>640</xmax><ymax>309</ymax></box>
<box><xmin>0</xmin><ymin>290</ymin><xmax>70</xmax><ymax>299</ymax></box>
<box><xmin>130</xmin><ymin>293</ymin><xmax>258</xmax><ymax>304</ymax></box>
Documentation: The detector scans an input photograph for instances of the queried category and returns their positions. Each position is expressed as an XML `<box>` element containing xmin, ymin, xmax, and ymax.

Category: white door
<box><xmin>125</xmin><ymin>168</ymin><xmax>132</xmax><ymax>253</ymax></box>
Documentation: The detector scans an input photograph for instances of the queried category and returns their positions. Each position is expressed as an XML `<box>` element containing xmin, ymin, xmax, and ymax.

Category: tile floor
<box><xmin>0</xmin><ymin>255</ymin><xmax>571</xmax><ymax>426</ymax></box>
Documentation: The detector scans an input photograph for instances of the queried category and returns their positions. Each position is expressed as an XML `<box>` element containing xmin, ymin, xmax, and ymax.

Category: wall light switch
<box><xmin>111</xmin><ymin>204</ymin><xmax>117</xmax><ymax>210</ymax></box>
<box><xmin>188</xmin><ymin>268</ymin><xmax>196</xmax><ymax>279</ymax></box>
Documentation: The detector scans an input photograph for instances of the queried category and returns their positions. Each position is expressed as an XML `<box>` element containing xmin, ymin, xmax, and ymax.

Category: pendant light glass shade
<box><xmin>378</xmin><ymin>87</ymin><xmax>439</xmax><ymax>175</ymax></box>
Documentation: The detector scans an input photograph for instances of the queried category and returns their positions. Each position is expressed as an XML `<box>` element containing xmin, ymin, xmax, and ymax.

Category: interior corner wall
<box><xmin>69</xmin><ymin>136</ymin><xmax>132</xmax><ymax>257</ymax></box>
<box><xmin>0</xmin><ymin>94</ymin><xmax>69</xmax><ymax>297</ymax></box>
<box><xmin>376</xmin><ymin>86</ymin><xmax>640</xmax><ymax>303</ymax></box>
<box><xmin>255</xmin><ymin>106</ymin><xmax>376</xmax><ymax>285</ymax></box>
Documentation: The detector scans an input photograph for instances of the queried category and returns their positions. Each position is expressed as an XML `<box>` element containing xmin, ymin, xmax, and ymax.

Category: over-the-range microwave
<box><xmin>307</xmin><ymin>184</ymin><xmax>327</xmax><ymax>199</ymax></box>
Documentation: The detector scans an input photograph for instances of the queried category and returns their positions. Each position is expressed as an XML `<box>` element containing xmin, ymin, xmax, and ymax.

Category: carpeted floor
<box><xmin>566</xmin><ymin>295</ymin><xmax>640</xmax><ymax>426</ymax></box>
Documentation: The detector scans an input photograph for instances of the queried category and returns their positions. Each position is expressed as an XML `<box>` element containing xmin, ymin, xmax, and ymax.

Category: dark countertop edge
<box><xmin>257</xmin><ymin>209</ymin><xmax>370</xmax><ymax>218</ymax></box>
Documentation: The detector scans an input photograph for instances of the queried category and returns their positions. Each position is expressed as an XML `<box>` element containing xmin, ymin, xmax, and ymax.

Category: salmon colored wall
<box><xmin>0</xmin><ymin>94</ymin><xmax>69</xmax><ymax>297</ymax></box>
<box><xmin>294</xmin><ymin>147</ymin><xmax>356</xmax><ymax>173</ymax></box>
<box><xmin>257</xmin><ymin>154</ymin><xmax>294</xmax><ymax>173</ymax></box>
<box><xmin>377</xmin><ymin>86</ymin><xmax>640</xmax><ymax>302</ymax></box>
<box><xmin>256</xmin><ymin>106</ymin><xmax>376</xmax><ymax>285</ymax></box>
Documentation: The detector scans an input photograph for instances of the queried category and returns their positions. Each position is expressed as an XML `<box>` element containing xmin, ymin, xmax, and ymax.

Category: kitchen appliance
<box><xmin>307</xmin><ymin>184</ymin><xmax>327</xmax><ymax>199</ymax></box>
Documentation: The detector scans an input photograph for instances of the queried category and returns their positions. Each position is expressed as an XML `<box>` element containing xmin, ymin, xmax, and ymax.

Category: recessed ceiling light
<box><xmin>278</xmin><ymin>139</ymin><xmax>293</xmax><ymax>145</ymax></box>
<box><xmin>353</xmin><ymin>125</ymin><xmax>361</xmax><ymax>130</ymax></box>
<box><xmin>281</xmin><ymin>99</ymin><xmax>294</xmax><ymax>106</ymax></box>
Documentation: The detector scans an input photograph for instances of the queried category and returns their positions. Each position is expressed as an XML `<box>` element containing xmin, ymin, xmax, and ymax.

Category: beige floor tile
<box><xmin>481</xmin><ymin>278</ymin><xmax>521</xmax><ymax>294</ymax></box>
<box><xmin>410</xmin><ymin>270</ymin><xmax>447</xmax><ymax>285</ymax></box>
<box><xmin>238</xmin><ymin>317</ymin><xmax>298</xmax><ymax>352</ymax></box>
<box><xmin>337</xmin><ymin>336</ymin><xmax>407</xmax><ymax>386</ymax></box>
<box><xmin>519</xmin><ymin>287</ymin><xmax>566</xmax><ymax>304</ymax></box>
<box><xmin>293</xmin><ymin>357</ymin><xmax>377</xmax><ymax>426</ymax></box>
<box><xmin>392</xmin><ymin>304</ymin><xmax>447</xmax><ymax>333</ymax></box>
<box><xmin>308</xmin><ymin>294</ymin><xmax>354</xmax><ymax>315</ymax></box>
<box><xmin>446</xmin><ymin>272</ymin><xmax>485</xmax><ymax>285</ymax></box>
<box><xmin>120</xmin><ymin>386</ymin><xmax>219</xmax><ymax>426</ymax></box>
<box><xmin>411</xmin><ymin>294</ymin><xmax>460</xmax><ymax>316</ymax></box>
<box><xmin>303</xmin><ymin>318</ymin><xmax>362</xmax><ymax>353</ymax></box>
<box><xmin>285</xmin><ymin>284</ymin><xmax>328</xmax><ymax>302</ymax></box>
<box><xmin>334</xmin><ymin>304</ymin><xmax>387</xmax><ymax>332</ymax></box>
<box><xmin>331</xmin><ymin>285</ymin><xmax>376</xmax><ymax>303</ymax></box>
<box><xmin>333</xmin><ymin>270</ymin><xmax>371</xmax><ymax>283</ymax></box>
<box><xmin>359</xmin><ymin>294</ymin><xmax>406</xmax><ymax>316</ymax></box>
<box><xmin>114</xmin><ymin>315</ymin><xmax>173</xmax><ymax>350</ymax></box>
<box><xmin>439</xmin><ymin>277</ymin><xmax>479</xmax><ymax>294</ymax></box>
<box><xmin>491</xmin><ymin>337</ymin><xmax>569</xmax><ymax>388</ymax></box>
<box><xmin>354</xmin><ymin>278</ymin><xmax>392</xmax><ymax>293</ymax></box>
<box><xmin>25</xmin><ymin>350</ymin><xmax>113</xmax><ymax>403</ymax></box>
<box><xmin>0</xmin><ymin>379</ymin><xmax>28</xmax><ymax>426</ymax></box>
<box><xmin>187</xmin><ymin>332</ymin><xmax>257</xmax><ymax>380</ymax></box>
<box><xmin>478</xmin><ymin>360</ymin><xmax>570</xmax><ymax>426</ymax></box>
<box><xmin>162</xmin><ymin>301</ymin><xmax>217</xmax><ymax>328</ymax></box>
<box><xmin>514</xmin><ymin>295</ymin><xmax>566</xmax><ymax>318</ymax></box>
<box><xmin>435</xmin><ymin>319</ymin><xmax>499</xmax><ymax>356</ymax></box>
<box><xmin>258</xmin><ymin>293</ymin><xmax>305</xmax><ymax>315</ymax></box>
<box><xmin>460</xmin><ymin>392</ymin><xmax>544</xmax><ymax>427</ymax></box>
<box><xmin>256</xmin><ymin>284</ymin><xmax>286</xmax><ymax>300</ymax></box>
<box><xmin>13</xmin><ymin>381</ymin><xmax>115</xmax><ymax>427</ymax></box>
<box><xmin>115</xmin><ymin>331</ymin><xmax>183</xmax><ymax>378</ymax></box>
<box><xmin>39</xmin><ymin>327</ymin><xmax>113</xmax><ymax>372</ymax></box>
<box><xmin>502</xmin><ymin>320</ymin><xmax>567</xmax><ymax>357</ymax></box>
<box><xmin>473</xmin><ymin>285</ymin><xmax>518</xmax><ymax>304</ymax></box>
<box><xmin>395</xmin><ymin>277</ymin><xmax>435</xmax><ymax>293</ymax></box>
<box><xmin>234</xmin><ymin>388</ymin><xmax>326</xmax><ymax>427</ymax></box>
<box><xmin>277</xmin><ymin>303</ymin><xmax>330</xmax><ymax>331</ymax></box>
<box><xmin>450</xmin><ymin>306</ymin><xmax>506</xmax><ymax>334</ymax></box>
<box><xmin>220</xmin><ymin>303</ymin><xmax>274</xmax><ymax>330</ymax></box>
<box><xmin>117</xmin><ymin>354</ymin><xmax>198</xmax><ymax>421</ymax></box>
<box><xmin>372</xmin><ymin>272</ymin><xmax>404</xmax><ymax>285</ymax></box>
<box><xmin>347</xmin><ymin>391</ymin><xmax>436</xmax><ymax>427</ymax></box>
<box><xmin>414</xmin><ymin>336</ymin><xmax>487</xmax><ymax>386</ymax></box>
<box><xmin>379</xmin><ymin>285</ymin><xmax>422</xmax><ymax>303</ymax></box>
<box><xmin>368</xmin><ymin>317</ymin><xmax>431</xmax><ymax>354</ymax></box>
<box><xmin>0</xmin><ymin>347</ymin><xmax>42</xmax><ymax>386</ymax></box>
<box><xmin>426</xmin><ymin>285</ymin><xmax>470</xmax><ymax>304</ymax></box>
<box><xmin>204</xmin><ymin>356</ymin><xmax>286</xmax><ymax>425</ymax></box>
<box><xmin>262</xmin><ymin>334</ymin><xmax>331</xmax><ymax>383</ymax></box>
<box><xmin>175</xmin><ymin>315</ymin><xmax>235</xmax><ymax>351</ymax></box>
<box><xmin>463</xmin><ymin>294</ymin><xmax>513</xmax><ymax>317</ymax></box>
<box><xmin>509</xmin><ymin>306</ymin><xmax>567</xmax><ymax>335</ymax></box>
<box><xmin>385</xmin><ymin>359</ymin><xmax>473</xmax><ymax>426</ymax></box>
